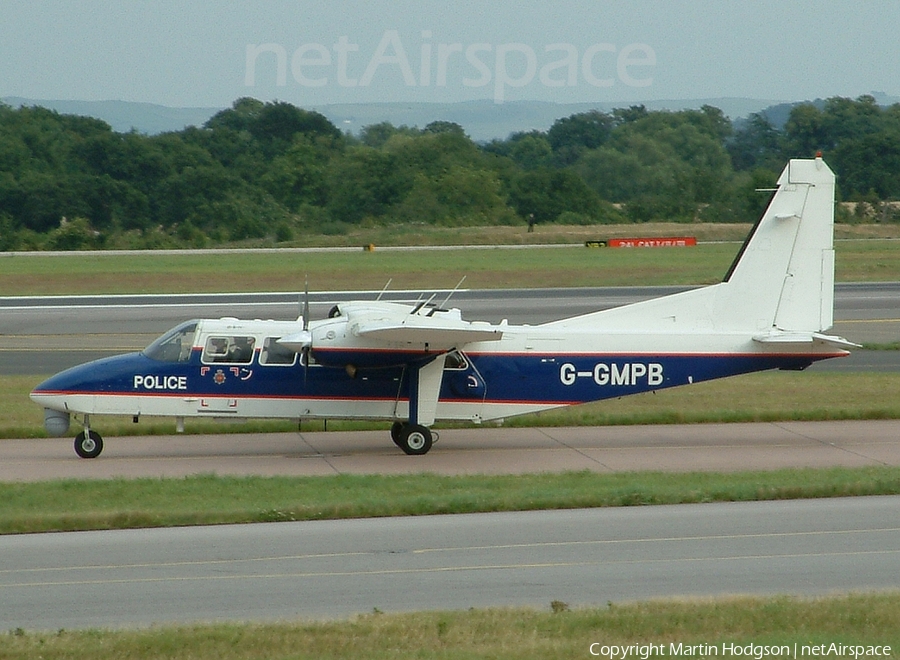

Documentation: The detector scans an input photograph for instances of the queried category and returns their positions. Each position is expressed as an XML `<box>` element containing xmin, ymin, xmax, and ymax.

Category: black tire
<box><xmin>390</xmin><ymin>421</ymin><xmax>406</xmax><ymax>447</ymax></box>
<box><xmin>74</xmin><ymin>430</ymin><xmax>103</xmax><ymax>459</ymax></box>
<box><xmin>399</xmin><ymin>424</ymin><xmax>432</xmax><ymax>456</ymax></box>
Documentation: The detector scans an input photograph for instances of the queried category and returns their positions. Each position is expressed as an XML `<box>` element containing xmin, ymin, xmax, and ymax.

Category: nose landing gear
<box><xmin>73</xmin><ymin>414</ymin><xmax>103</xmax><ymax>459</ymax></box>
<box><xmin>74</xmin><ymin>429</ymin><xmax>103</xmax><ymax>459</ymax></box>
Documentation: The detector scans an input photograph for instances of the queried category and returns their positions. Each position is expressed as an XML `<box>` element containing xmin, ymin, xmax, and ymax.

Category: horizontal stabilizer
<box><xmin>753</xmin><ymin>330</ymin><xmax>861</xmax><ymax>349</ymax></box>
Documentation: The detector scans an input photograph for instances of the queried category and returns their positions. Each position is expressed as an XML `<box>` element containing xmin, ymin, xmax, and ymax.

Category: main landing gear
<box><xmin>390</xmin><ymin>421</ymin><xmax>433</xmax><ymax>455</ymax></box>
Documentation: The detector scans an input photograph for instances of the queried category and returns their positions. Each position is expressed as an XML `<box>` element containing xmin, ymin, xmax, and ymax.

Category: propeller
<box><xmin>280</xmin><ymin>279</ymin><xmax>313</xmax><ymax>382</ymax></box>
<box><xmin>301</xmin><ymin>277</ymin><xmax>312</xmax><ymax>382</ymax></box>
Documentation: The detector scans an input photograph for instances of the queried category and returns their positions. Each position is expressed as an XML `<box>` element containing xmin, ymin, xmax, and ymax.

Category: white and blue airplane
<box><xmin>31</xmin><ymin>157</ymin><xmax>857</xmax><ymax>458</ymax></box>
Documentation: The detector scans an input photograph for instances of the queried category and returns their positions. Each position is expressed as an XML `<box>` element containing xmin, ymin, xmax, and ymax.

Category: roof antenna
<box><xmin>439</xmin><ymin>276</ymin><xmax>467</xmax><ymax>309</ymax></box>
<box><xmin>411</xmin><ymin>293</ymin><xmax>437</xmax><ymax>315</ymax></box>
<box><xmin>375</xmin><ymin>278</ymin><xmax>393</xmax><ymax>301</ymax></box>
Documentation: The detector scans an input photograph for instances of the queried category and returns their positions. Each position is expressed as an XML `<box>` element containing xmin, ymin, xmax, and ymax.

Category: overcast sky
<box><xmin>2</xmin><ymin>0</ymin><xmax>898</xmax><ymax>108</ymax></box>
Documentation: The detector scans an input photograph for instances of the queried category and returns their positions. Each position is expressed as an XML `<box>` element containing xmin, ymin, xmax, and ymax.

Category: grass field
<box><xmin>2</xmin><ymin>232</ymin><xmax>900</xmax><ymax>294</ymax></box>
<box><xmin>2</xmin><ymin>594</ymin><xmax>898</xmax><ymax>659</ymax></box>
<box><xmin>0</xmin><ymin>242</ymin><xmax>747</xmax><ymax>294</ymax></box>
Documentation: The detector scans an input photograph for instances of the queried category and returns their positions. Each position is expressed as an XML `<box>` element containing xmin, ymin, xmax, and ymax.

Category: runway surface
<box><xmin>2</xmin><ymin>420</ymin><xmax>899</xmax><ymax>481</ymax></box>
<box><xmin>3</xmin><ymin>496</ymin><xmax>899</xmax><ymax>630</ymax></box>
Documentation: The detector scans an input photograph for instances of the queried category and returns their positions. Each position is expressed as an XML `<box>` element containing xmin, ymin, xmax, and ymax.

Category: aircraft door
<box><xmin>444</xmin><ymin>351</ymin><xmax>486</xmax><ymax>418</ymax></box>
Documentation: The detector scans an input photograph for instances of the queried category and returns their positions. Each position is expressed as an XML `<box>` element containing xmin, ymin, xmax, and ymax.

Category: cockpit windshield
<box><xmin>142</xmin><ymin>321</ymin><xmax>198</xmax><ymax>363</ymax></box>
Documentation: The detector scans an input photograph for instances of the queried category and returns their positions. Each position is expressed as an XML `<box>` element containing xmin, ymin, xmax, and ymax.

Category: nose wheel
<box><xmin>390</xmin><ymin>422</ymin><xmax>433</xmax><ymax>455</ymax></box>
<box><xmin>74</xmin><ymin>429</ymin><xmax>103</xmax><ymax>459</ymax></box>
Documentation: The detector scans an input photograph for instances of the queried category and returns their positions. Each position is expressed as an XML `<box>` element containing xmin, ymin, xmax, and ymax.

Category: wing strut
<box><xmin>408</xmin><ymin>354</ymin><xmax>447</xmax><ymax>427</ymax></box>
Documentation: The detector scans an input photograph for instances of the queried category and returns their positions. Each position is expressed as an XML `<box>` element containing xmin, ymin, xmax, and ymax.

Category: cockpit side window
<box><xmin>143</xmin><ymin>322</ymin><xmax>198</xmax><ymax>363</ymax></box>
<box><xmin>202</xmin><ymin>336</ymin><xmax>256</xmax><ymax>364</ymax></box>
<box><xmin>444</xmin><ymin>350</ymin><xmax>468</xmax><ymax>370</ymax></box>
<box><xmin>260</xmin><ymin>337</ymin><xmax>296</xmax><ymax>366</ymax></box>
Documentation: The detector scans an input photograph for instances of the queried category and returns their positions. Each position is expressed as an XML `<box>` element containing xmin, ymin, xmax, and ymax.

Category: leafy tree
<box><xmin>508</xmin><ymin>168</ymin><xmax>615</xmax><ymax>224</ymax></box>
<box><xmin>547</xmin><ymin>110</ymin><xmax>613</xmax><ymax>165</ymax></box>
<box><xmin>727</xmin><ymin>113</ymin><xmax>783</xmax><ymax>171</ymax></box>
<box><xmin>205</xmin><ymin>99</ymin><xmax>341</xmax><ymax>160</ymax></box>
<box><xmin>249</xmin><ymin>102</ymin><xmax>340</xmax><ymax>157</ymax></box>
<box><xmin>358</xmin><ymin>122</ymin><xmax>419</xmax><ymax>147</ymax></box>
<box><xmin>203</xmin><ymin>97</ymin><xmax>266</xmax><ymax>133</ymax></box>
<box><xmin>507</xmin><ymin>134</ymin><xmax>554</xmax><ymax>170</ymax></box>
<box><xmin>325</xmin><ymin>147</ymin><xmax>411</xmax><ymax>223</ymax></box>
<box><xmin>260</xmin><ymin>136</ymin><xmax>331</xmax><ymax>211</ymax></box>
<box><xmin>833</xmin><ymin>132</ymin><xmax>900</xmax><ymax>199</ymax></box>
<box><xmin>46</xmin><ymin>217</ymin><xmax>102</xmax><ymax>250</ymax></box>
<box><xmin>3</xmin><ymin>94</ymin><xmax>900</xmax><ymax>250</ymax></box>
<box><xmin>782</xmin><ymin>103</ymin><xmax>829</xmax><ymax>157</ymax></box>
<box><xmin>612</xmin><ymin>104</ymin><xmax>649</xmax><ymax>125</ymax></box>
<box><xmin>423</xmin><ymin>120</ymin><xmax>467</xmax><ymax>136</ymax></box>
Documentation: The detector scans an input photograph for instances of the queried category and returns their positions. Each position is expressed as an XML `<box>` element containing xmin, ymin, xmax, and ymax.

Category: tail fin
<box><xmin>546</xmin><ymin>156</ymin><xmax>837</xmax><ymax>335</ymax></box>
<box><xmin>723</xmin><ymin>156</ymin><xmax>835</xmax><ymax>333</ymax></box>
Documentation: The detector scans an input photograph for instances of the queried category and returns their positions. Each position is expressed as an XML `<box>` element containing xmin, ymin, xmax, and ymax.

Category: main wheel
<box><xmin>390</xmin><ymin>421</ymin><xmax>406</xmax><ymax>447</ymax></box>
<box><xmin>399</xmin><ymin>424</ymin><xmax>432</xmax><ymax>456</ymax></box>
<box><xmin>74</xmin><ymin>430</ymin><xmax>103</xmax><ymax>459</ymax></box>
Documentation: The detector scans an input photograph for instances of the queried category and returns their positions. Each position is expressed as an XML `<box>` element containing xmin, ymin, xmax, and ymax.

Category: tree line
<box><xmin>0</xmin><ymin>94</ymin><xmax>898</xmax><ymax>250</ymax></box>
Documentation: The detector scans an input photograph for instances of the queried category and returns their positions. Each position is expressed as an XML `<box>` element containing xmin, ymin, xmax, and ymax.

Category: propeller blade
<box><xmin>303</xmin><ymin>277</ymin><xmax>310</xmax><ymax>331</ymax></box>
<box><xmin>303</xmin><ymin>277</ymin><xmax>311</xmax><ymax>384</ymax></box>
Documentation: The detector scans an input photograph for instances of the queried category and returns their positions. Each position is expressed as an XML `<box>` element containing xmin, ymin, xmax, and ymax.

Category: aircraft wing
<box><xmin>354</xmin><ymin>317</ymin><xmax>503</xmax><ymax>350</ymax></box>
<box><xmin>277</xmin><ymin>302</ymin><xmax>504</xmax><ymax>355</ymax></box>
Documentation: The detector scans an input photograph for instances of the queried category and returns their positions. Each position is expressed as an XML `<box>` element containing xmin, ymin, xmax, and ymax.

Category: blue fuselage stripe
<box><xmin>32</xmin><ymin>349</ymin><xmax>828</xmax><ymax>406</ymax></box>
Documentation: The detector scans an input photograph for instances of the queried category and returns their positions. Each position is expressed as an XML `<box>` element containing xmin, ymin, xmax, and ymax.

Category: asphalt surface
<box><xmin>3</xmin><ymin>496</ymin><xmax>899</xmax><ymax>630</ymax></box>
<box><xmin>2</xmin><ymin>420</ymin><xmax>899</xmax><ymax>481</ymax></box>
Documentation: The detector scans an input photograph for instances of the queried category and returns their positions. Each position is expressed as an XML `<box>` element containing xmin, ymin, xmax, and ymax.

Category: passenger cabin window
<box><xmin>202</xmin><ymin>336</ymin><xmax>256</xmax><ymax>364</ymax></box>
<box><xmin>143</xmin><ymin>322</ymin><xmax>197</xmax><ymax>363</ymax></box>
<box><xmin>260</xmin><ymin>337</ymin><xmax>296</xmax><ymax>366</ymax></box>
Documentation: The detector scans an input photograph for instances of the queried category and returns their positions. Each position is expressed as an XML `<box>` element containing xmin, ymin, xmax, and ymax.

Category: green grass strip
<box><xmin>2</xmin><ymin>594</ymin><xmax>899</xmax><ymax>657</ymax></box>
<box><xmin>3</xmin><ymin>466</ymin><xmax>900</xmax><ymax>535</ymax></box>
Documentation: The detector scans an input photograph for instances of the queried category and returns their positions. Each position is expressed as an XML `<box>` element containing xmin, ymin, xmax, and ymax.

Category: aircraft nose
<box><xmin>29</xmin><ymin>352</ymin><xmax>147</xmax><ymax>409</ymax></box>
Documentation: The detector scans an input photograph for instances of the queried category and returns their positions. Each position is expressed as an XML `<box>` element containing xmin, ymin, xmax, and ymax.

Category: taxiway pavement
<box><xmin>3</xmin><ymin>496</ymin><xmax>899</xmax><ymax>630</ymax></box>
<box><xmin>1</xmin><ymin>420</ymin><xmax>899</xmax><ymax>481</ymax></box>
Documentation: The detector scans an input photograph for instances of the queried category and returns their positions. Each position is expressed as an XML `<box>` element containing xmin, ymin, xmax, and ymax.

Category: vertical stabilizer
<box><xmin>724</xmin><ymin>156</ymin><xmax>835</xmax><ymax>333</ymax></box>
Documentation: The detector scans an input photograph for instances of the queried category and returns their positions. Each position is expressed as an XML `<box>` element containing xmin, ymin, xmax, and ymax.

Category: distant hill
<box><xmin>315</xmin><ymin>98</ymin><xmax>792</xmax><ymax>141</ymax></box>
<box><xmin>4</xmin><ymin>94</ymin><xmax>898</xmax><ymax>141</ymax></box>
<box><xmin>1</xmin><ymin>97</ymin><xmax>221</xmax><ymax>135</ymax></box>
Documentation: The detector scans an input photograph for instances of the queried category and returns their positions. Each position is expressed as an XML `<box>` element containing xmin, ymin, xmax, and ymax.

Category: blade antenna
<box><xmin>375</xmin><ymin>278</ymin><xmax>393</xmax><ymax>301</ymax></box>
<box><xmin>439</xmin><ymin>276</ymin><xmax>467</xmax><ymax>309</ymax></box>
<box><xmin>411</xmin><ymin>293</ymin><xmax>437</xmax><ymax>315</ymax></box>
<box><xmin>409</xmin><ymin>291</ymin><xmax>425</xmax><ymax>313</ymax></box>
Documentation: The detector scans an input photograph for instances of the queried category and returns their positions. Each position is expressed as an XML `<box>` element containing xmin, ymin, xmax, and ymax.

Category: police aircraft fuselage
<box><xmin>31</xmin><ymin>158</ymin><xmax>857</xmax><ymax>458</ymax></box>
